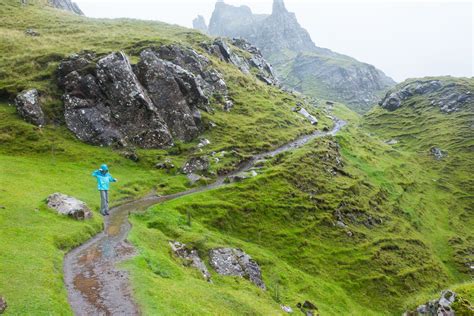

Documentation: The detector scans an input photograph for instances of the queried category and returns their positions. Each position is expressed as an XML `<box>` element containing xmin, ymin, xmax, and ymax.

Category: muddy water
<box><xmin>63</xmin><ymin>119</ymin><xmax>346</xmax><ymax>315</ymax></box>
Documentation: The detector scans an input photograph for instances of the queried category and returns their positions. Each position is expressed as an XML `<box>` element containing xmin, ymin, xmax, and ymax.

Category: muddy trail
<box><xmin>64</xmin><ymin>119</ymin><xmax>347</xmax><ymax>315</ymax></box>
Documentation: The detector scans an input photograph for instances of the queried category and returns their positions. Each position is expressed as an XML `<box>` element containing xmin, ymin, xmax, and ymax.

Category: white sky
<box><xmin>75</xmin><ymin>0</ymin><xmax>473</xmax><ymax>82</ymax></box>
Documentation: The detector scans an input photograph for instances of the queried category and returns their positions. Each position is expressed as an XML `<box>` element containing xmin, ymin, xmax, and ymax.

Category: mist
<box><xmin>75</xmin><ymin>0</ymin><xmax>473</xmax><ymax>82</ymax></box>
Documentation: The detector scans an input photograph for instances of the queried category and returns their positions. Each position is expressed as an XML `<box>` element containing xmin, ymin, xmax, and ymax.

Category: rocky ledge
<box><xmin>57</xmin><ymin>41</ymin><xmax>278</xmax><ymax>148</ymax></box>
<box><xmin>379</xmin><ymin>79</ymin><xmax>473</xmax><ymax>113</ymax></box>
<box><xmin>49</xmin><ymin>0</ymin><xmax>84</xmax><ymax>15</ymax></box>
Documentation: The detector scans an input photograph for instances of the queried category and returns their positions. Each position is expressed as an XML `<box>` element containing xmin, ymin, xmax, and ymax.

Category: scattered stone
<box><xmin>224</xmin><ymin>99</ymin><xmax>234</xmax><ymax>111</ymax></box>
<box><xmin>25</xmin><ymin>28</ymin><xmax>40</xmax><ymax>36</ymax></box>
<box><xmin>298</xmin><ymin>108</ymin><xmax>318</xmax><ymax>125</ymax></box>
<box><xmin>385</xmin><ymin>139</ymin><xmax>398</xmax><ymax>145</ymax></box>
<box><xmin>121</xmin><ymin>150</ymin><xmax>139</xmax><ymax>162</ymax></box>
<box><xmin>187</xmin><ymin>173</ymin><xmax>202</xmax><ymax>184</ymax></box>
<box><xmin>169</xmin><ymin>241</ymin><xmax>211</xmax><ymax>281</ymax></box>
<box><xmin>281</xmin><ymin>305</ymin><xmax>293</xmax><ymax>313</ymax></box>
<box><xmin>209</xmin><ymin>248</ymin><xmax>266</xmax><ymax>289</ymax></box>
<box><xmin>430</xmin><ymin>147</ymin><xmax>446</xmax><ymax>160</ymax></box>
<box><xmin>197</xmin><ymin>138</ymin><xmax>211</xmax><ymax>148</ymax></box>
<box><xmin>0</xmin><ymin>296</ymin><xmax>6</xmax><ymax>314</ymax></box>
<box><xmin>227</xmin><ymin>170</ymin><xmax>258</xmax><ymax>182</ymax></box>
<box><xmin>14</xmin><ymin>89</ymin><xmax>45</xmax><ymax>126</ymax></box>
<box><xmin>47</xmin><ymin>193</ymin><xmax>93</xmax><ymax>220</ymax></box>
<box><xmin>155</xmin><ymin>159</ymin><xmax>175</xmax><ymax>170</ymax></box>
<box><xmin>182</xmin><ymin>156</ymin><xmax>210</xmax><ymax>174</ymax></box>
<box><xmin>297</xmin><ymin>300</ymin><xmax>319</xmax><ymax>316</ymax></box>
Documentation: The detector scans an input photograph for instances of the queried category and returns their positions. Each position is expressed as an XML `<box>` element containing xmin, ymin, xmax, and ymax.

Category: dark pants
<box><xmin>100</xmin><ymin>190</ymin><xmax>109</xmax><ymax>215</ymax></box>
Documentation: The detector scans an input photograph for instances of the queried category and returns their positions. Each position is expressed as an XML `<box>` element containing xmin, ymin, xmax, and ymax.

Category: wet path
<box><xmin>63</xmin><ymin>119</ymin><xmax>346</xmax><ymax>315</ymax></box>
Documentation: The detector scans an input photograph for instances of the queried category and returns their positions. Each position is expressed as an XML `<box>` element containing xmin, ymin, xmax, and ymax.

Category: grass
<box><xmin>0</xmin><ymin>1</ymin><xmax>472</xmax><ymax>314</ymax></box>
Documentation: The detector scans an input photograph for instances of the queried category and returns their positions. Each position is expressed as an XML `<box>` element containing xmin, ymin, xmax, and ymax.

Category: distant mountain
<box><xmin>196</xmin><ymin>0</ymin><xmax>396</xmax><ymax>113</ymax></box>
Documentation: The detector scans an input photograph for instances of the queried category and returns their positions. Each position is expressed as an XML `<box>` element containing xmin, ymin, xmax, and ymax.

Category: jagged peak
<box><xmin>272</xmin><ymin>0</ymin><xmax>288</xmax><ymax>15</ymax></box>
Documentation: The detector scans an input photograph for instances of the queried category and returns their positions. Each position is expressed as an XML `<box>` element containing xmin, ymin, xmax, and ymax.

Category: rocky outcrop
<box><xmin>403</xmin><ymin>290</ymin><xmax>460</xmax><ymax>316</ymax></box>
<box><xmin>198</xmin><ymin>0</ymin><xmax>395</xmax><ymax>112</ymax></box>
<box><xmin>14</xmin><ymin>89</ymin><xmax>45</xmax><ymax>126</ymax></box>
<box><xmin>379</xmin><ymin>79</ymin><xmax>473</xmax><ymax>113</ymax></box>
<box><xmin>430</xmin><ymin>147</ymin><xmax>446</xmax><ymax>160</ymax></box>
<box><xmin>169</xmin><ymin>241</ymin><xmax>211</xmax><ymax>281</ymax></box>
<box><xmin>58</xmin><ymin>45</ymin><xmax>232</xmax><ymax>148</ymax></box>
<box><xmin>47</xmin><ymin>193</ymin><xmax>93</xmax><ymax>220</ymax></box>
<box><xmin>182</xmin><ymin>156</ymin><xmax>210</xmax><ymax>174</ymax></box>
<box><xmin>193</xmin><ymin>15</ymin><xmax>208</xmax><ymax>34</ymax></box>
<box><xmin>49</xmin><ymin>0</ymin><xmax>84</xmax><ymax>15</ymax></box>
<box><xmin>297</xmin><ymin>300</ymin><xmax>319</xmax><ymax>316</ymax></box>
<box><xmin>203</xmin><ymin>38</ymin><xmax>279</xmax><ymax>86</ymax></box>
<box><xmin>209</xmin><ymin>248</ymin><xmax>266</xmax><ymax>289</ymax></box>
<box><xmin>0</xmin><ymin>296</ymin><xmax>6</xmax><ymax>314</ymax></box>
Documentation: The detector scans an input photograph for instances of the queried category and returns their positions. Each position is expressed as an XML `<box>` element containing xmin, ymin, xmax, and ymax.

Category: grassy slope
<box><xmin>0</xmin><ymin>0</ymin><xmax>331</xmax><ymax>314</ymax></box>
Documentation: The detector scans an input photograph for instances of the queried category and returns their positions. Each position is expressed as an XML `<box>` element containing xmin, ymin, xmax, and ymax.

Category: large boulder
<box><xmin>209</xmin><ymin>248</ymin><xmax>266</xmax><ymax>289</ymax></box>
<box><xmin>47</xmin><ymin>193</ymin><xmax>93</xmax><ymax>220</ymax></box>
<box><xmin>59</xmin><ymin>52</ymin><xmax>174</xmax><ymax>148</ymax></box>
<box><xmin>403</xmin><ymin>290</ymin><xmax>461</xmax><ymax>316</ymax></box>
<box><xmin>169</xmin><ymin>241</ymin><xmax>211</xmax><ymax>281</ymax></box>
<box><xmin>14</xmin><ymin>89</ymin><xmax>45</xmax><ymax>126</ymax></box>
<box><xmin>0</xmin><ymin>296</ymin><xmax>6</xmax><ymax>314</ymax></box>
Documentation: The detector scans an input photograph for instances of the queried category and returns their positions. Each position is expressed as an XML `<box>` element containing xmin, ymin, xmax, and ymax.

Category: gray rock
<box><xmin>197</xmin><ymin>138</ymin><xmax>211</xmax><ymax>148</ymax></box>
<box><xmin>25</xmin><ymin>28</ymin><xmax>40</xmax><ymax>36</ymax></box>
<box><xmin>385</xmin><ymin>139</ymin><xmax>398</xmax><ymax>145</ymax></box>
<box><xmin>193</xmin><ymin>15</ymin><xmax>208</xmax><ymax>34</ymax></box>
<box><xmin>169</xmin><ymin>241</ymin><xmax>211</xmax><ymax>281</ymax></box>
<box><xmin>280</xmin><ymin>305</ymin><xmax>293</xmax><ymax>313</ymax></box>
<box><xmin>182</xmin><ymin>156</ymin><xmax>210</xmax><ymax>174</ymax></box>
<box><xmin>14</xmin><ymin>89</ymin><xmax>45</xmax><ymax>126</ymax></box>
<box><xmin>406</xmin><ymin>290</ymin><xmax>458</xmax><ymax>316</ymax></box>
<box><xmin>0</xmin><ymin>296</ymin><xmax>6</xmax><ymax>314</ymax></box>
<box><xmin>297</xmin><ymin>108</ymin><xmax>318</xmax><ymax>125</ymax></box>
<box><xmin>155</xmin><ymin>159</ymin><xmax>175</xmax><ymax>170</ymax></box>
<box><xmin>209</xmin><ymin>248</ymin><xmax>266</xmax><ymax>289</ymax></box>
<box><xmin>48</xmin><ymin>0</ymin><xmax>84</xmax><ymax>15</ymax></box>
<box><xmin>47</xmin><ymin>193</ymin><xmax>92</xmax><ymax>220</ymax></box>
<box><xmin>187</xmin><ymin>173</ymin><xmax>203</xmax><ymax>184</ymax></box>
<box><xmin>430</xmin><ymin>147</ymin><xmax>446</xmax><ymax>160</ymax></box>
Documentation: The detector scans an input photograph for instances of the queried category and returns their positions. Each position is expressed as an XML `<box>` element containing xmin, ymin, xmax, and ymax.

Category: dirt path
<box><xmin>63</xmin><ymin>119</ymin><xmax>346</xmax><ymax>315</ymax></box>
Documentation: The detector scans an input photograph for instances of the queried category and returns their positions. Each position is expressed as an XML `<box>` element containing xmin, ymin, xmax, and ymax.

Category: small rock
<box><xmin>182</xmin><ymin>156</ymin><xmax>210</xmax><ymax>174</ymax></box>
<box><xmin>197</xmin><ymin>138</ymin><xmax>211</xmax><ymax>148</ymax></box>
<box><xmin>155</xmin><ymin>159</ymin><xmax>175</xmax><ymax>170</ymax></box>
<box><xmin>25</xmin><ymin>28</ymin><xmax>40</xmax><ymax>36</ymax></box>
<box><xmin>298</xmin><ymin>108</ymin><xmax>318</xmax><ymax>125</ymax></box>
<box><xmin>209</xmin><ymin>248</ymin><xmax>266</xmax><ymax>289</ymax></box>
<box><xmin>187</xmin><ymin>173</ymin><xmax>202</xmax><ymax>184</ymax></box>
<box><xmin>47</xmin><ymin>193</ymin><xmax>93</xmax><ymax>220</ymax></box>
<box><xmin>169</xmin><ymin>241</ymin><xmax>211</xmax><ymax>281</ymax></box>
<box><xmin>121</xmin><ymin>150</ymin><xmax>139</xmax><ymax>162</ymax></box>
<box><xmin>385</xmin><ymin>139</ymin><xmax>398</xmax><ymax>145</ymax></box>
<box><xmin>281</xmin><ymin>305</ymin><xmax>293</xmax><ymax>313</ymax></box>
<box><xmin>335</xmin><ymin>221</ymin><xmax>347</xmax><ymax>228</ymax></box>
<box><xmin>224</xmin><ymin>99</ymin><xmax>234</xmax><ymax>112</ymax></box>
<box><xmin>0</xmin><ymin>296</ymin><xmax>6</xmax><ymax>314</ymax></box>
<box><xmin>430</xmin><ymin>147</ymin><xmax>445</xmax><ymax>160</ymax></box>
<box><xmin>14</xmin><ymin>89</ymin><xmax>45</xmax><ymax>126</ymax></box>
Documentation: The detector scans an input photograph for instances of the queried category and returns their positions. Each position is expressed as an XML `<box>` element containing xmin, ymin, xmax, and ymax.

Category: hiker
<box><xmin>92</xmin><ymin>164</ymin><xmax>118</xmax><ymax>216</ymax></box>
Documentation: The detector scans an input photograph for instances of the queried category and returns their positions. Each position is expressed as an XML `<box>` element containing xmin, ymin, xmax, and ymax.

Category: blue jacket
<box><xmin>92</xmin><ymin>170</ymin><xmax>117</xmax><ymax>191</ymax></box>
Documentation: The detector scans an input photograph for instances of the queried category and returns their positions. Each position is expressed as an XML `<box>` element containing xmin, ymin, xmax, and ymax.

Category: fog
<box><xmin>75</xmin><ymin>0</ymin><xmax>473</xmax><ymax>82</ymax></box>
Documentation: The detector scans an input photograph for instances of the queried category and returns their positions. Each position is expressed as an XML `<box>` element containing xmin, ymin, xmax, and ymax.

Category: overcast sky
<box><xmin>75</xmin><ymin>0</ymin><xmax>473</xmax><ymax>82</ymax></box>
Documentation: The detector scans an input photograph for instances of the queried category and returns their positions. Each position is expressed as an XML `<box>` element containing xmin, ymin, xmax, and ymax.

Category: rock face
<box><xmin>58</xmin><ymin>46</ymin><xmax>232</xmax><ymax>148</ymax></box>
<box><xmin>49</xmin><ymin>0</ymin><xmax>84</xmax><ymax>15</ymax></box>
<box><xmin>0</xmin><ymin>296</ymin><xmax>6</xmax><ymax>314</ymax></box>
<box><xmin>169</xmin><ymin>241</ymin><xmax>211</xmax><ymax>281</ymax></box>
<box><xmin>47</xmin><ymin>193</ymin><xmax>93</xmax><ymax>220</ymax></box>
<box><xmin>193</xmin><ymin>15</ymin><xmax>208</xmax><ymax>34</ymax></box>
<box><xmin>379</xmin><ymin>79</ymin><xmax>473</xmax><ymax>113</ymax></box>
<box><xmin>198</xmin><ymin>0</ymin><xmax>395</xmax><ymax>112</ymax></box>
<box><xmin>209</xmin><ymin>248</ymin><xmax>266</xmax><ymax>289</ymax></box>
<box><xmin>14</xmin><ymin>89</ymin><xmax>45</xmax><ymax>126</ymax></box>
<box><xmin>203</xmin><ymin>38</ymin><xmax>279</xmax><ymax>86</ymax></box>
<box><xmin>404</xmin><ymin>290</ymin><xmax>459</xmax><ymax>316</ymax></box>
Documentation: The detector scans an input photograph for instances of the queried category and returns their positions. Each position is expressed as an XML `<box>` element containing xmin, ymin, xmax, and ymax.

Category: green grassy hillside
<box><xmin>0</xmin><ymin>0</ymin><xmax>472</xmax><ymax>315</ymax></box>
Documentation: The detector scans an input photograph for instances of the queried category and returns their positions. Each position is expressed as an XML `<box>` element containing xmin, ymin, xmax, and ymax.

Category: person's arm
<box><xmin>92</xmin><ymin>170</ymin><xmax>100</xmax><ymax>177</ymax></box>
<box><xmin>108</xmin><ymin>174</ymin><xmax>118</xmax><ymax>182</ymax></box>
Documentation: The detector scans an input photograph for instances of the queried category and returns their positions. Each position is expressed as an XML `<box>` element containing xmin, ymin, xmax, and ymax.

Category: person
<box><xmin>92</xmin><ymin>164</ymin><xmax>118</xmax><ymax>216</ymax></box>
